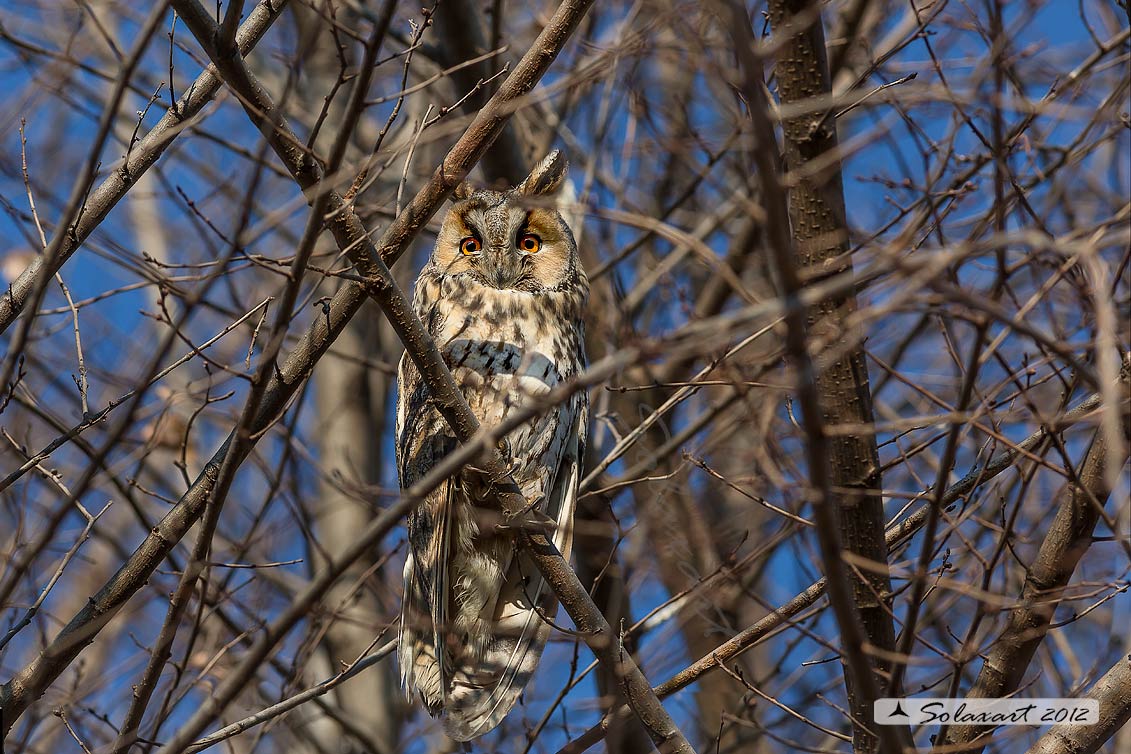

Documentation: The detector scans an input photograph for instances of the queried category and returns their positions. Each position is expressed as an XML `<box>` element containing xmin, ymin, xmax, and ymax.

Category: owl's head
<box><xmin>430</xmin><ymin>151</ymin><xmax>583</xmax><ymax>293</ymax></box>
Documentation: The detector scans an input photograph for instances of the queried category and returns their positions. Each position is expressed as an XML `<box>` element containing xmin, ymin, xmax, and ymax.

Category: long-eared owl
<box><xmin>396</xmin><ymin>151</ymin><xmax>588</xmax><ymax>740</ymax></box>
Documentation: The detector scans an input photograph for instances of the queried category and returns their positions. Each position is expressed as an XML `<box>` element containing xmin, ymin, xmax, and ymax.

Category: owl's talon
<box><xmin>461</xmin><ymin>464</ymin><xmax>492</xmax><ymax>491</ymax></box>
<box><xmin>497</xmin><ymin>496</ymin><xmax>551</xmax><ymax>533</ymax></box>
<box><xmin>494</xmin><ymin>509</ymin><xmax>555</xmax><ymax>535</ymax></box>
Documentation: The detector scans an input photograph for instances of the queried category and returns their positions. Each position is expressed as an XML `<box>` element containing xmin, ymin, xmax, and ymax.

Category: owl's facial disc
<box><xmin>476</xmin><ymin>238</ymin><xmax>524</xmax><ymax>290</ymax></box>
<box><xmin>514</xmin><ymin>206</ymin><xmax>574</xmax><ymax>290</ymax></box>
<box><xmin>433</xmin><ymin>194</ymin><xmax>575</xmax><ymax>292</ymax></box>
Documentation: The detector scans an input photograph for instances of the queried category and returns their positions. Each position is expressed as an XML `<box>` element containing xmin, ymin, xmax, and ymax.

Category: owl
<box><xmin>396</xmin><ymin>151</ymin><xmax>589</xmax><ymax>740</ymax></box>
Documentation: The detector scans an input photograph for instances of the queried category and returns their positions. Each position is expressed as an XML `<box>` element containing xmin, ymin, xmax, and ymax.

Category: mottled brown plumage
<box><xmin>396</xmin><ymin>152</ymin><xmax>588</xmax><ymax>740</ymax></box>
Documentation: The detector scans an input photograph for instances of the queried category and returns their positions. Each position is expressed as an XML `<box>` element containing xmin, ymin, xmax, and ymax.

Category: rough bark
<box><xmin>1026</xmin><ymin>653</ymin><xmax>1131</xmax><ymax>754</ymax></box>
<box><xmin>763</xmin><ymin>2</ymin><xmax>904</xmax><ymax>751</ymax></box>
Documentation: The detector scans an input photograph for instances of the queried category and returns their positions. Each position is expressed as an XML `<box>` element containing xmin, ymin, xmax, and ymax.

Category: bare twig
<box><xmin>0</xmin><ymin>0</ymin><xmax>289</xmax><ymax>333</ymax></box>
<box><xmin>185</xmin><ymin>641</ymin><xmax>398</xmax><ymax>752</ymax></box>
<box><xmin>940</xmin><ymin>366</ymin><xmax>1131</xmax><ymax>751</ymax></box>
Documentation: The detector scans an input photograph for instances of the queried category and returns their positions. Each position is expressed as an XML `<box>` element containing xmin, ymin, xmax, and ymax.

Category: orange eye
<box><xmin>459</xmin><ymin>237</ymin><xmax>481</xmax><ymax>255</ymax></box>
<box><xmin>518</xmin><ymin>233</ymin><xmax>541</xmax><ymax>254</ymax></box>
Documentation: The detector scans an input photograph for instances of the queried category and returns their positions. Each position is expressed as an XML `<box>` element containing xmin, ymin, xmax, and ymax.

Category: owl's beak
<box><xmin>481</xmin><ymin>251</ymin><xmax>521</xmax><ymax>289</ymax></box>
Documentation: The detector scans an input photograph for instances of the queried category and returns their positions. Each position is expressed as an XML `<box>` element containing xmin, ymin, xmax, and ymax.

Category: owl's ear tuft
<box><xmin>519</xmin><ymin>151</ymin><xmax>568</xmax><ymax>196</ymax></box>
<box><xmin>451</xmin><ymin>181</ymin><xmax>475</xmax><ymax>201</ymax></box>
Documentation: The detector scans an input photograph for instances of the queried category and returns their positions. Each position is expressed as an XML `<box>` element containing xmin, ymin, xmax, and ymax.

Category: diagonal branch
<box><xmin>168</xmin><ymin>0</ymin><xmax>693</xmax><ymax>749</ymax></box>
<box><xmin>1027</xmin><ymin>652</ymin><xmax>1131</xmax><ymax>754</ymax></box>
<box><xmin>431</xmin><ymin>0</ymin><xmax>529</xmax><ymax>184</ymax></box>
<box><xmin>186</xmin><ymin>641</ymin><xmax>399</xmax><ymax>753</ymax></box>
<box><xmin>939</xmin><ymin>358</ymin><xmax>1131</xmax><ymax>752</ymax></box>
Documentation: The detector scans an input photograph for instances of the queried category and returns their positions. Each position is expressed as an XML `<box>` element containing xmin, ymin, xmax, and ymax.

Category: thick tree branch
<box><xmin>721</xmin><ymin>1</ymin><xmax>905</xmax><ymax>751</ymax></box>
<box><xmin>1027</xmin><ymin>653</ymin><xmax>1131</xmax><ymax>754</ymax></box>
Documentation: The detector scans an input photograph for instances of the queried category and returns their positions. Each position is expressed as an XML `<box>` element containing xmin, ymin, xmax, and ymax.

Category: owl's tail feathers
<box><xmin>400</xmin><ymin>474</ymin><xmax>457</xmax><ymax>714</ymax></box>
<box><xmin>442</xmin><ymin>455</ymin><xmax>582</xmax><ymax>741</ymax></box>
<box><xmin>442</xmin><ymin>550</ymin><xmax>556</xmax><ymax>741</ymax></box>
<box><xmin>399</xmin><ymin>549</ymin><xmax>446</xmax><ymax>714</ymax></box>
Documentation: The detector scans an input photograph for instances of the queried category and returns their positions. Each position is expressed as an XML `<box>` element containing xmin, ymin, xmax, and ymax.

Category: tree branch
<box><xmin>720</xmin><ymin>1</ymin><xmax>905</xmax><ymax>750</ymax></box>
<box><xmin>1027</xmin><ymin>653</ymin><xmax>1131</xmax><ymax>754</ymax></box>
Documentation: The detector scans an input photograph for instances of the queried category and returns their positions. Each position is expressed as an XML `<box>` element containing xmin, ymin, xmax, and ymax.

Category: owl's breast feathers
<box><xmin>417</xmin><ymin>272</ymin><xmax>584</xmax><ymax>496</ymax></box>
